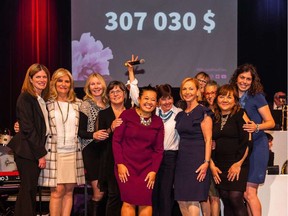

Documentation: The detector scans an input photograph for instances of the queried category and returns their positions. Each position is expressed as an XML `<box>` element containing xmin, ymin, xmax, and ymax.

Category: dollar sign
<box><xmin>203</xmin><ymin>10</ymin><xmax>215</xmax><ymax>34</ymax></box>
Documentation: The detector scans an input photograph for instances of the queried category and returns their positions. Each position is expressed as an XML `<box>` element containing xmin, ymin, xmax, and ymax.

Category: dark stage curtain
<box><xmin>0</xmin><ymin>0</ymin><xmax>71</xmax><ymax>131</ymax></box>
<box><xmin>238</xmin><ymin>0</ymin><xmax>287</xmax><ymax>100</ymax></box>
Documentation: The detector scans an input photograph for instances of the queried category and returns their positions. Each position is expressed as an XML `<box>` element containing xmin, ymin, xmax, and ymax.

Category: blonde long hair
<box><xmin>83</xmin><ymin>73</ymin><xmax>108</xmax><ymax>104</ymax></box>
<box><xmin>49</xmin><ymin>68</ymin><xmax>76</xmax><ymax>102</ymax></box>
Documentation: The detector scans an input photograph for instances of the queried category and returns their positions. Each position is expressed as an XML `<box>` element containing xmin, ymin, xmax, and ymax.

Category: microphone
<box><xmin>124</xmin><ymin>59</ymin><xmax>145</xmax><ymax>67</ymax></box>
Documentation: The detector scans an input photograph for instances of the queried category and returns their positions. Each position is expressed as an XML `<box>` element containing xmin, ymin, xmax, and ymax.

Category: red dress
<box><xmin>112</xmin><ymin>109</ymin><xmax>164</xmax><ymax>205</ymax></box>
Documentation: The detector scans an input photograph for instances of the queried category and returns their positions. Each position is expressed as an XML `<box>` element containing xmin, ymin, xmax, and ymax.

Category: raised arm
<box><xmin>125</xmin><ymin>54</ymin><xmax>140</xmax><ymax>106</ymax></box>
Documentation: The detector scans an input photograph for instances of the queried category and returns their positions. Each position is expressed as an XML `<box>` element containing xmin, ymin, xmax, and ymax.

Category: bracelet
<box><xmin>255</xmin><ymin>124</ymin><xmax>260</xmax><ymax>133</ymax></box>
<box><xmin>204</xmin><ymin>160</ymin><xmax>210</xmax><ymax>163</ymax></box>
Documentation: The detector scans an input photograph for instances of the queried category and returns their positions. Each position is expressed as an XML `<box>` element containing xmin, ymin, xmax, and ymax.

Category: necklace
<box><xmin>186</xmin><ymin>104</ymin><xmax>198</xmax><ymax>116</ymax></box>
<box><xmin>140</xmin><ymin>116</ymin><xmax>152</xmax><ymax>126</ymax></box>
<box><xmin>56</xmin><ymin>101</ymin><xmax>70</xmax><ymax>145</ymax></box>
<box><xmin>137</xmin><ymin>109</ymin><xmax>152</xmax><ymax>126</ymax></box>
<box><xmin>220</xmin><ymin>114</ymin><xmax>229</xmax><ymax>130</ymax></box>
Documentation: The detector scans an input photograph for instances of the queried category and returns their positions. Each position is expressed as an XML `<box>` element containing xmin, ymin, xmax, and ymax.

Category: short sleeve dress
<box><xmin>174</xmin><ymin>104</ymin><xmax>213</xmax><ymax>201</ymax></box>
<box><xmin>212</xmin><ymin>109</ymin><xmax>251</xmax><ymax>191</ymax></box>
<box><xmin>241</xmin><ymin>93</ymin><xmax>269</xmax><ymax>184</ymax></box>
<box><xmin>112</xmin><ymin>109</ymin><xmax>164</xmax><ymax>206</ymax></box>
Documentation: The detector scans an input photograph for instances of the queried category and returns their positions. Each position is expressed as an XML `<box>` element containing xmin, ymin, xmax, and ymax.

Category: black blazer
<box><xmin>8</xmin><ymin>92</ymin><xmax>47</xmax><ymax>160</ymax></box>
<box><xmin>97</xmin><ymin>106</ymin><xmax>117</xmax><ymax>186</ymax></box>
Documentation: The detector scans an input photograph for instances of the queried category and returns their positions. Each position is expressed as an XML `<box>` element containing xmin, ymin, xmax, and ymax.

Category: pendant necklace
<box><xmin>220</xmin><ymin>114</ymin><xmax>229</xmax><ymax>130</ymax></box>
<box><xmin>56</xmin><ymin>100</ymin><xmax>70</xmax><ymax>145</ymax></box>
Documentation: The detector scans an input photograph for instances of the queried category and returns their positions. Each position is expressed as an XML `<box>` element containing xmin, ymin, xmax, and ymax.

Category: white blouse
<box><xmin>37</xmin><ymin>95</ymin><xmax>50</xmax><ymax>136</ymax></box>
<box><xmin>55</xmin><ymin>101</ymin><xmax>77</xmax><ymax>153</ymax></box>
<box><xmin>156</xmin><ymin>105</ymin><xmax>182</xmax><ymax>151</ymax></box>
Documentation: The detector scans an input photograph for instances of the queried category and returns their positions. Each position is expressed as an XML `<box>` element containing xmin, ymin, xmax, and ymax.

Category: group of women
<box><xmin>177</xmin><ymin>64</ymin><xmax>275</xmax><ymax>216</ymax></box>
<box><xmin>8</xmin><ymin>60</ymin><xmax>274</xmax><ymax>216</ymax></box>
<box><xmin>9</xmin><ymin>66</ymin><xmax>86</xmax><ymax>216</ymax></box>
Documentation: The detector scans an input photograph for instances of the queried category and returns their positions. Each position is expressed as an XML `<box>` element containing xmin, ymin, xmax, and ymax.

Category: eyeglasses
<box><xmin>205</xmin><ymin>91</ymin><xmax>216</xmax><ymax>96</ymax></box>
<box><xmin>197</xmin><ymin>79</ymin><xmax>208</xmax><ymax>84</ymax></box>
<box><xmin>109</xmin><ymin>90</ymin><xmax>123</xmax><ymax>95</ymax></box>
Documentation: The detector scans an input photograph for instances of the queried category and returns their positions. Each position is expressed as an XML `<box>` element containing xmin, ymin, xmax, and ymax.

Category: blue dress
<box><xmin>174</xmin><ymin>104</ymin><xmax>213</xmax><ymax>201</ymax></box>
<box><xmin>241</xmin><ymin>93</ymin><xmax>269</xmax><ymax>184</ymax></box>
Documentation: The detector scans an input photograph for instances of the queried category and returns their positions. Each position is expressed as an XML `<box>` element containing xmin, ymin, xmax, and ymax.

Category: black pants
<box><xmin>14</xmin><ymin>155</ymin><xmax>40</xmax><ymax>216</ymax></box>
<box><xmin>152</xmin><ymin>150</ymin><xmax>178</xmax><ymax>216</ymax></box>
<box><xmin>105</xmin><ymin>175</ymin><xmax>122</xmax><ymax>216</ymax></box>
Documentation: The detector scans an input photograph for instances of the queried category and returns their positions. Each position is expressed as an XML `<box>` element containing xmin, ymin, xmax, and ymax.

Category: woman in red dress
<box><xmin>112</xmin><ymin>85</ymin><xmax>164</xmax><ymax>216</ymax></box>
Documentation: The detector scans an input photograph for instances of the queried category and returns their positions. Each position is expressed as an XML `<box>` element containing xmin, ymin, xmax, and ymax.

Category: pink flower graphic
<box><xmin>72</xmin><ymin>32</ymin><xmax>113</xmax><ymax>80</ymax></box>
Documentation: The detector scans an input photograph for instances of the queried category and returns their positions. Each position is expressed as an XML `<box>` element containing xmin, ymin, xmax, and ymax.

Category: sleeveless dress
<box><xmin>212</xmin><ymin>109</ymin><xmax>251</xmax><ymax>191</ymax></box>
<box><xmin>174</xmin><ymin>104</ymin><xmax>213</xmax><ymax>201</ymax></box>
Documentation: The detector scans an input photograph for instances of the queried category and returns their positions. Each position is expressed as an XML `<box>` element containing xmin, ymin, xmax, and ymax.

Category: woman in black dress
<box><xmin>210</xmin><ymin>84</ymin><xmax>252</xmax><ymax>216</ymax></box>
<box><xmin>97</xmin><ymin>80</ymin><xmax>128</xmax><ymax>216</ymax></box>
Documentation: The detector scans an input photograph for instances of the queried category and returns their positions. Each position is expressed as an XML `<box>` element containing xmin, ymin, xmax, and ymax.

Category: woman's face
<box><xmin>30</xmin><ymin>70</ymin><xmax>48</xmax><ymax>95</ymax></box>
<box><xmin>181</xmin><ymin>80</ymin><xmax>198</xmax><ymax>103</ymax></box>
<box><xmin>89</xmin><ymin>77</ymin><xmax>104</xmax><ymax>97</ymax></box>
<box><xmin>159</xmin><ymin>96</ymin><xmax>174</xmax><ymax>113</ymax></box>
<box><xmin>138</xmin><ymin>90</ymin><xmax>157</xmax><ymax>114</ymax></box>
<box><xmin>196</xmin><ymin>75</ymin><xmax>209</xmax><ymax>93</ymax></box>
<box><xmin>217</xmin><ymin>92</ymin><xmax>236</xmax><ymax>115</ymax></box>
<box><xmin>236</xmin><ymin>71</ymin><xmax>252</xmax><ymax>94</ymax></box>
<box><xmin>56</xmin><ymin>75</ymin><xmax>71</xmax><ymax>96</ymax></box>
<box><xmin>204</xmin><ymin>85</ymin><xmax>217</xmax><ymax>106</ymax></box>
<box><xmin>109</xmin><ymin>85</ymin><xmax>125</xmax><ymax>105</ymax></box>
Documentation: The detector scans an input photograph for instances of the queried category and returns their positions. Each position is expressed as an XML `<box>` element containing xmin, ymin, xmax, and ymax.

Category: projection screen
<box><xmin>71</xmin><ymin>0</ymin><xmax>237</xmax><ymax>87</ymax></box>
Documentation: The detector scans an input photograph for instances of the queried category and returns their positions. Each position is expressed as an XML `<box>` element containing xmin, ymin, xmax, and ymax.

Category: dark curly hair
<box><xmin>229</xmin><ymin>64</ymin><xmax>264</xmax><ymax>96</ymax></box>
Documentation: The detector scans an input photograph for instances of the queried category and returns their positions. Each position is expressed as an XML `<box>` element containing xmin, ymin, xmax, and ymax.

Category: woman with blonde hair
<box><xmin>78</xmin><ymin>72</ymin><xmax>110</xmax><ymax>215</ymax></box>
<box><xmin>174</xmin><ymin>77</ymin><xmax>213</xmax><ymax>216</ymax></box>
<box><xmin>38</xmin><ymin>68</ymin><xmax>85</xmax><ymax>216</ymax></box>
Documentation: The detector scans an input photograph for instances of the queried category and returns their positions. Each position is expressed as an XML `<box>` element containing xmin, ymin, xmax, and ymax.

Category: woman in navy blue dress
<box><xmin>174</xmin><ymin>77</ymin><xmax>213</xmax><ymax>216</ymax></box>
<box><xmin>230</xmin><ymin>64</ymin><xmax>275</xmax><ymax>216</ymax></box>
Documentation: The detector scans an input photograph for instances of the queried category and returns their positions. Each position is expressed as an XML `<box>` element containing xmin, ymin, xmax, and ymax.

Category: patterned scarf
<box><xmin>159</xmin><ymin>109</ymin><xmax>173</xmax><ymax>123</ymax></box>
